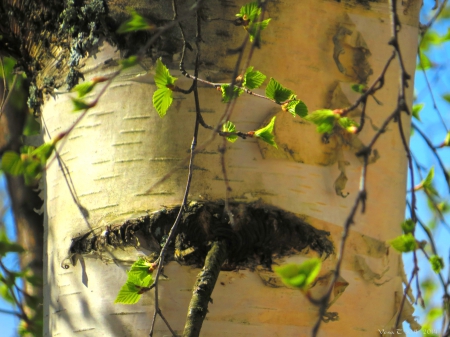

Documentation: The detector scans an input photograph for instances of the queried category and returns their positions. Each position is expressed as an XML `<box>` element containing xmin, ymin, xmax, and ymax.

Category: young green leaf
<box><xmin>32</xmin><ymin>143</ymin><xmax>55</xmax><ymax>164</ymax></box>
<box><xmin>284</xmin><ymin>100</ymin><xmax>308</xmax><ymax>117</ymax></box>
<box><xmin>114</xmin><ymin>281</ymin><xmax>142</xmax><ymax>304</ymax></box>
<box><xmin>236</xmin><ymin>2</ymin><xmax>261</xmax><ymax>22</ymax></box>
<box><xmin>72</xmin><ymin>81</ymin><xmax>95</xmax><ymax>98</ymax></box>
<box><xmin>222</xmin><ymin>121</ymin><xmax>238</xmax><ymax>143</ymax></box>
<box><xmin>117</xmin><ymin>9</ymin><xmax>155</xmax><ymax>34</ymax></box>
<box><xmin>243</xmin><ymin>67</ymin><xmax>266</xmax><ymax>89</ymax></box>
<box><xmin>154</xmin><ymin>58</ymin><xmax>177</xmax><ymax>89</ymax></box>
<box><xmin>127</xmin><ymin>258</ymin><xmax>154</xmax><ymax>287</ymax></box>
<box><xmin>401</xmin><ymin>219</ymin><xmax>415</xmax><ymax>234</ymax></box>
<box><xmin>247</xmin><ymin>19</ymin><xmax>271</xmax><ymax>42</ymax></box>
<box><xmin>429</xmin><ymin>255</ymin><xmax>444</xmax><ymax>273</ymax></box>
<box><xmin>220</xmin><ymin>84</ymin><xmax>243</xmax><ymax>103</ymax></box>
<box><xmin>1</xmin><ymin>151</ymin><xmax>24</xmax><ymax>175</ymax></box>
<box><xmin>274</xmin><ymin>258</ymin><xmax>322</xmax><ymax>290</ymax></box>
<box><xmin>304</xmin><ymin>109</ymin><xmax>338</xmax><ymax>133</ymax></box>
<box><xmin>351</xmin><ymin>84</ymin><xmax>366</xmax><ymax>94</ymax></box>
<box><xmin>120</xmin><ymin>55</ymin><xmax>139</xmax><ymax>70</ymax></box>
<box><xmin>338</xmin><ymin>117</ymin><xmax>359</xmax><ymax>133</ymax></box>
<box><xmin>254</xmin><ymin>116</ymin><xmax>277</xmax><ymax>148</ymax></box>
<box><xmin>152</xmin><ymin>87</ymin><xmax>173</xmax><ymax>118</ymax></box>
<box><xmin>388</xmin><ymin>233</ymin><xmax>418</xmax><ymax>253</ymax></box>
<box><xmin>71</xmin><ymin>98</ymin><xmax>93</xmax><ymax>112</ymax></box>
<box><xmin>417</xmin><ymin>50</ymin><xmax>433</xmax><ymax>70</ymax></box>
<box><xmin>265</xmin><ymin>78</ymin><xmax>293</xmax><ymax>103</ymax></box>
<box><xmin>412</xmin><ymin>103</ymin><xmax>424</xmax><ymax>121</ymax></box>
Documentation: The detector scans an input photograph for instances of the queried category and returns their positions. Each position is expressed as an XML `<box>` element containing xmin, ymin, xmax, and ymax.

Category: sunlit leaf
<box><xmin>222</xmin><ymin>121</ymin><xmax>238</xmax><ymax>143</ymax></box>
<box><xmin>284</xmin><ymin>99</ymin><xmax>308</xmax><ymax>117</ymax></box>
<box><xmin>72</xmin><ymin>81</ymin><xmax>95</xmax><ymax>98</ymax></box>
<box><xmin>71</xmin><ymin>98</ymin><xmax>93</xmax><ymax>112</ymax></box>
<box><xmin>429</xmin><ymin>255</ymin><xmax>444</xmax><ymax>273</ymax></box>
<box><xmin>401</xmin><ymin>219</ymin><xmax>415</xmax><ymax>234</ymax></box>
<box><xmin>220</xmin><ymin>84</ymin><xmax>243</xmax><ymax>103</ymax></box>
<box><xmin>417</xmin><ymin>50</ymin><xmax>434</xmax><ymax>70</ymax></box>
<box><xmin>351</xmin><ymin>84</ymin><xmax>366</xmax><ymax>93</ymax></box>
<box><xmin>304</xmin><ymin>109</ymin><xmax>338</xmax><ymax>134</ymax></box>
<box><xmin>1</xmin><ymin>151</ymin><xmax>24</xmax><ymax>175</ymax></box>
<box><xmin>114</xmin><ymin>281</ymin><xmax>142</xmax><ymax>304</ymax></box>
<box><xmin>254</xmin><ymin>116</ymin><xmax>277</xmax><ymax>148</ymax></box>
<box><xmin>388</xmin><ymin>233</ymin><xmax>418</xmax><ymax>253</ymax></box>
<box><xmin>412</xmin><ymin>103</ymin><xmax>424</xmax><ymax>121</ymax></box>
<box><xmin>236</xmin><ymin>2</ymin><xmax>261</xmax><ymax>22</ymax></box>
<box><xmin>117</xmin><ymin>8</ymin><xmax>155</xmax><ymax>33</ymax></box>
<box><xmin>243</xmin><ymin>67</ymin><xmax>266</xmax><ymax>89</ymax></box>
<box><xmin>265</xmin><ymin>78</ymin><xmax>293</xmax><ymax>103</ymax></box>
<box><xmin>152</xmin><ymin>87</ymin><xmax>173</xmax><ymax>118</ymax></box>
<box><xmin>120</xmin><ymin>55</ymin><xmax>139</xmax><ymax>70</ymax></box>
<box><xmin>154</xmin><ymin>58</ymin><xmax>177</xmax><ymax>89</ymax></box>
<box><xmin>274</xmin><ymin>258</ymin><xmax>322</xmax><ymax>290</ymax></box>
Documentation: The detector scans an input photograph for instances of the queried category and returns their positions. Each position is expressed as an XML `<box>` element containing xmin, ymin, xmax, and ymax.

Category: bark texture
<box><xmin>1</xmin><ymin>0</ymin><xmax>422</xmax><ymax>336</ymax></box>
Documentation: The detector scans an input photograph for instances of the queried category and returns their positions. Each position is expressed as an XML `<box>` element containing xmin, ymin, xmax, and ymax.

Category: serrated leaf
<box><xmin>412</xmin><ymin>103</ymin><xmax>423</xmax><ymax>121</ymax></box>
<box><xmin>389</xmin><ymin>233</ymin><xmax>418</xmax><ymax>253</ymax></box>
<box><xmin>220</xmin><ymin>84</ymin><xmax>243</xmax><ymax>103</ymax></box>
<box><xmin>401</xmin><ymin>219</ymin><xmax>415</xmax><ymax>234</ymax></box>
<box><xmin>154</xmin><ymin>58</ymin><xmax>177</xmax><ymax>89</ymax></box>
<box><xmin>127</xmin><ymin>258</ymin><xmax>154</xmax><ymax>287</ymax></box>
<box><xmin>247</xmin><ymin>19</ymin><xmax>271</xmax><ymax>42</ymax></box>
<box><xmin>222</xmin><ymin>121</ymin><xmax>238</xmax><ymax>143</ymax></box>
<box><xmin>117</xmin><ymin>9</ymin><xmax>155</xmax><ymax>34</ymax></box>
<box><xmin>429</xmin><ymin>255</ymin><xmax>444</xmax><ymax>273</ymax></box>
<box><xmin>274</xmin><ymin>258</ymin><xmax>322</xmax><ymax>290</ymax></box>
<box><xmin>304</xmin><ymin>109</ymin><xmax>338</xmax><ymax>133</ymax></box>
<box><xmin>285</xmin><ymin>100</ymin><xmax>308</xmax><ymax>117</ymax></box>
<box><xmin>243</xmin><ymin>67</ymin><xmax>266</xmax><ymax>89</ymax></box>
<box><xmin>120</xmin><ymin>55</ymin><xmax>139</xmax><ymax>70</ymax></box>
<box><xmin>265</xmin><ymin>78</ymin><xmax>293</xmax><ymax>103</ymax></box>
<box><xmin>72</xmin><ymin>81</ymin><xmax>95</xmax><ymax>98</ymax></box>
<box><xmin>1</xmin><ymin>151</ymin><xmax>24</xmax><ymax>175</ymax></box>
<box><xmin>152</xmin><ymin>87</ymin><xmax>173</xmax><ymax>118</ymax></box>
<box><xmin>71</xmin><ymin>98</ymin><xmax>92</xmax><ymax>112</ymax></box>
<box><xmin>236</xmin><ymin>2</ymin><xmax>261</xmax><ymax>22</ymax></box>
<box><xmin>255</xmin><ymin>116</ymin><xmax>277</xmax><ymax>148</ymax></box>
<box><xmin>114</xmin><ymin>281</ymin><xmax>142</xmax><ymax>304</ymax></box>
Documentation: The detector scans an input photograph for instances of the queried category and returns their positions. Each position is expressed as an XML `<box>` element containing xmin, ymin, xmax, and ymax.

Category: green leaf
<box><xmin>220</xmin><ymin>84</ymin><xmax>243</xmax><ymax>103</ymax></box>
<box><xmin>114</xmin><ymin>281</ymin><xmax>142</xmax><ymax>304</ymax></box>
<box><xmin>254</xmin><ymin>116</ymin><xmax>277</xmax><ymax>148</ymax></box>
<box><xmin>401</xmin><ymin>219</ymin><xmax>415</xmax><ymax>234</ymax></box>
<box><xmin>222</xmin><ymin>121</ymin><xmax>238</xmax><ymax>143</ymax></box>
<box><xmin>71</xmin><ymin>98</ymin><xmax>92</xmax><ymax>112</ymax></box>
<box><xmin>152</xmin><ymin>88</ymin><xmax>173</xmax><ymax>118</ymax></box>
<box><xmin>417</xmin><ymin>50</ymin><xmax>433</xmax><ymax>70</ymax></box>
<box><xmin>274</xmin><ymin>258</ymin><xmax>322</xmax><ymax>290</ymax></box>
<box><xmin>154</xmin><ymin>58</ymin><xmax>177</xmax><ymax>89</ymax></box>
<box><xmin>444</xmin><ymin>132</ymin><xmax>450</xmax><ymax>147</ymax></box>
<box><xmin>338</xmin><ymin>117</ymin><xmax>359</xmax><ymax>132</ymax></box>
<box><xmin>32</xmin><ymin>143</ymin><xmax>55</xmax><ymax>163</ymax></box>
<box><xmin>351</xmin><ymin>84</ymin><xmax>366</xmax><ymax>93</ymax></box>
<box><xmin>304</xmin><ymin>109</ymin><xmax>338</xmax><ymax>133</ymax></box>
<box><xmin>236</xmin><ymin>2</ymin><xmax>261</xmax><ymax>22</ymax></box>
<box><xmin>388</xmin><ymin>233</ymin><xmax>418</xmax><ymax>253</ymax></box>
<box><xmin>265</xmin><ymin>78</ymin><xmax>293</xmax><ymax>103</ymax></box>
<box><xmin>1</xmin><ymin>151</ymin><xmax>24</xmax><ymax>175</ymax></box>
<box><xmin>423</xmin><ymin>166</ymin><xmax>435</xmax><ymax>189</ymax></box>
<box><xmin>412</xmin><ymin>103</ymin><xmax>423</xmax><ymax>121</ymax></box>
<box><xmin>247</xmin><ymin>19</ymin><xmax>271</xmax><ymax>42</ymax></box>
<box><xmin>120</xmin><ymin>55</ymin><xmax>139</xmax><ymax>70</ymax></box>
<box><xmin>127</xmin><ymin>258</ymin><xmax>154</xmax><ymax>287</ymax></box>
<box><xmin>0</xmin><ymin>241</ymin><xmax>25</xmax><ymax>256</ymax></box>
<box><xmin>429</xmin><ymin>255</ymin><xmax>444</xmax><ymax>273</ymax></box>
<box><xmin>243</xmin><ymin>67</ymin><xmax>266</xmax><ymax>89</ymax></box>
<box><xmin>22</xmin><ymin>113</ymin><xmax>41</xmax><ymax>136</ymax></box>
<box><xmin>284</xmin><ymin>99</ymin><xmax>308</xmax><ymax>117</ymax></box>
<box><xmin>0</xmin><ymin>284</ymin><xmax>15</xmax><ymax>304</ymax></box>
<box><xmin>117</xmin><ymin>8</ymin><xmax>154</xmax><ymax>34</ymax></box>
<box><xmin>72</xmin><ymin>81</ymin><xmax>95</xmax><ymax>98</ymax></box>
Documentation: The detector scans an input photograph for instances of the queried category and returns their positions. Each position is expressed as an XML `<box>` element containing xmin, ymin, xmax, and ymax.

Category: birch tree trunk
<box><xmin>3</xmin><ymin>0</ymin><xmax>421</xmax><ymax>336</ymax></box>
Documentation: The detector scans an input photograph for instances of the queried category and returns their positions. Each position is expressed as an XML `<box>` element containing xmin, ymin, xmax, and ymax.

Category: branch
<box><xmin>182</xmin><ymin>240</ymin><xmax>228</xmax><ymax>337</ymax></box>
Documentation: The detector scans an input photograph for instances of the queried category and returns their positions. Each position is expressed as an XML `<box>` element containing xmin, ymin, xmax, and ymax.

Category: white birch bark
<box><xmin>43</xmin><ymin>1</ymin><xmax>421</xmax><ymax>336</ymax></box>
